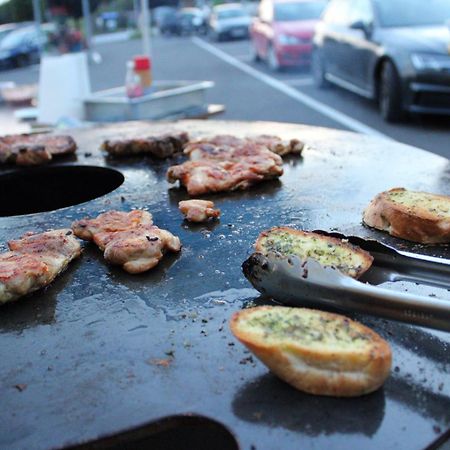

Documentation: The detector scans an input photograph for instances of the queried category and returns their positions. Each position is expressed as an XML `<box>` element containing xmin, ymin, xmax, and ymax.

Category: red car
<box><xmin>250</xmin><ymin>0</ymin><xmax>326</xmax><ymax>71</ymax></box>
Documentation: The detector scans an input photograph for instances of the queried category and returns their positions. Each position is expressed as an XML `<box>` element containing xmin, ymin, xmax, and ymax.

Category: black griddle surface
<box><xmin>0</xmin><ymin>120</ymin><xmax>449</xmax><ymax>450</ymax></box>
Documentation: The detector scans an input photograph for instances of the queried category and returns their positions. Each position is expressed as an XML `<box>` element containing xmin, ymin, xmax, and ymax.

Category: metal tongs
<box><xmin>242</xmin><ymin>232</ymin><xmax>450</xmax><ymax>332</ymax></box>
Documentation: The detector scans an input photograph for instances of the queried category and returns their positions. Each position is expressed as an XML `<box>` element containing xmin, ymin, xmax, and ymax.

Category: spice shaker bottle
<box><xmin>125</xmin><ymin>60</ymin><xmax>143</xmax><ymax>98</ymax></box>
<box><xmin>133</xmin><ymin>55</ymin><xmax>152</xmax><ymax>94</ymax></box>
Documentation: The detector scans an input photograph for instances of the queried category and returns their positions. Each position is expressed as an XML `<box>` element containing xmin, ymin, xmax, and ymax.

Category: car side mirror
<box><xmin>350</xmin><ymin>20</ymin><xmax>372</xmax><ymax>37</ymax></box>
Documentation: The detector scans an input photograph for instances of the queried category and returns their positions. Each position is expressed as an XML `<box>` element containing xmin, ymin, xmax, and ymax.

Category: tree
<box><xmin>0</xmin><ymin>0</ymin><xmax>34</xmax><ymax>23</ymax></box>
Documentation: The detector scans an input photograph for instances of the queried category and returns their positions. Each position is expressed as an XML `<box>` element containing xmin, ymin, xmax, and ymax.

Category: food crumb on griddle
<box><xmin>148</xmin><ymin>359</ymin><xmax>172</xmax><ymax>367</ymax></box>
<box><xmin>14</xmin><ymin>384</ymin><xmax>27</xmax><ymax>392</ymax></box>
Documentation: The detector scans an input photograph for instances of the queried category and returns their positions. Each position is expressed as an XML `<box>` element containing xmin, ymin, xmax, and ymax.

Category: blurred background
<box><xmin>0</xmin><ymin>0</ymin><xmax>449</xmax><ymax>158</ymax></box>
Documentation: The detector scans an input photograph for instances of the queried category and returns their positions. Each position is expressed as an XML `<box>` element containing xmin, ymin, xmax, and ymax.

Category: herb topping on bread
<box><xmin>255</xmin><ymin>227</ymin><xmax>373</xmax><ymax>279</ymax></box>
<box><xmin>230</xmin><ymin>306</ymin><xmax>392</xmax><ymax>397</ymax></box>
<box><xmin>363</xmin><ymin>188</ymin><xmax>450</xmax><ymax>244</ymax></box>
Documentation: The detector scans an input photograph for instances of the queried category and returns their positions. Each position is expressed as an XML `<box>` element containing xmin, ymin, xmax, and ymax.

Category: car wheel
<box><xmin>379</xmin><ymin>61</ymin><xmax>404</xmax><ymax>122</ymax></box>
<box><xmin>267</xmin><ymin>44</ymin><xmax>281</xmax><ymax>72</ymax></box>
<box><xmin>311</xmin><ymin>49</ymin><xmax>329</xmax><ymax>88</ymax></box>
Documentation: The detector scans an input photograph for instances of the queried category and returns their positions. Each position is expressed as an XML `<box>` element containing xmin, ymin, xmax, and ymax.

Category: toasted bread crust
<box><xmin>230</xmin><ymin>306</ymin><xmax>392</xmax><ymax>397</ymax></box>
<box><xmin>255</xmin><ymin>227</ymin><xmax>373</xmax><ymax>279</ymax></box>
<box><xmin>363</xmin><ymin>188</ymin><xmax>450</xmax><ymax>244</ymax></box>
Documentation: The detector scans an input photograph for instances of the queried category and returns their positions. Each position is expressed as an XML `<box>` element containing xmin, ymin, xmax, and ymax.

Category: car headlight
<box><xmin>277</xmin><ymin>34</ymin><xmax>309</xmax><ymax>45</ymax></box>
<box><xmin>410</xmin><ymin>53</ymin><xmax>450</xmax><ymax>71</ymax></box>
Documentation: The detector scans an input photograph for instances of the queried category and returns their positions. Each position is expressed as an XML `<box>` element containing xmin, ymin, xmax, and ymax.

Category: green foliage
<box><xmin>0</xmin><ymin>0</ymin><xmax>36</xmax><ymax>24</ymax></box>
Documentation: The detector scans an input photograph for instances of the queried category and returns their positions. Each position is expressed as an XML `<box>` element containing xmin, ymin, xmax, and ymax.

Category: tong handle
<box><xmin>342</xmin><ymin>279</ymin><xmax>450</xmax><ymax>332</ymax></box>
<box><xmin>273</xmin><ymin>274</ymin><xmax>450</xmax><ymax>332</ymax></box>
<box><xmin>371</xmin><ymin>250</ymin><xmax>450</xmax><ymax>289</ymax></box>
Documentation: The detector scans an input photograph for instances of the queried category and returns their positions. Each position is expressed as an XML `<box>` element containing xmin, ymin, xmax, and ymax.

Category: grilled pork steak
<box><xmin>168</xmin><ymin>141</ymin><xmax>284</xmax><ymax>196</ymax></box>
<box><xmin>0</xmin><ymin>134</ymin><xmax>77</xmax><ymax>166</ymax></box>
<box><xmin>102</xmin><ymin>131</ymin><xmax>189</xmax><ymax>159</ymax></box>
<box><xmin>72</xmin><ymin>210</ymin><xmax>181</xmax><ymax>274</ymax></box>
<box><xmin>0</xmin><ymin>229</ymin><xmax>81</xmax><ymax>304</ymax></box>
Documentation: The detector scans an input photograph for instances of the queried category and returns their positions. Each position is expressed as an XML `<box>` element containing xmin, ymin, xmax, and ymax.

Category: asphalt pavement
<box><xmin>0</xmin><ymin>34</ymin><xmax>449</xmax><ymax>158</ymax></box>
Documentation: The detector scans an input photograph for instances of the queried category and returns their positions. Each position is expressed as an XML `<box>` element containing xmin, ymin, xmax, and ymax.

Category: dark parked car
<box><xmin>154</xmin><ymin>6</ymin><xmax>178</xmax><ymax>35</ymax></box>
<box><xmin>312</xmin><ymin>0</ymin><xmax>450</xmax><ymax>121</ymax></box>
<box><xmin>0</xmin><ymin>24</ymin><xmax>51</xmax><ymax>68</ymax></box>
<box><xmin>0</xmin><ymin>23</ymin><xmax>22</xmax><ymax>43</ymax></box>
<box><xmin>177</xmin><ymin>7</ymin><xmax>208</xmax><ymax>35</ymax></box>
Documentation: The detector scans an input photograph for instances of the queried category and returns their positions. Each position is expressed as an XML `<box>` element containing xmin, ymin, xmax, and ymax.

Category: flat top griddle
<box><xmin>0</xmin><ymin>120</ymin><xmax>449</xmax><ymax>450</ymax></box>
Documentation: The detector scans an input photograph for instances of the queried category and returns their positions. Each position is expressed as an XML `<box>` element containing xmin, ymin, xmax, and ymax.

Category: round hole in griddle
<box><xmin>0</xmin><ymin>165</ymin><xmax>124</xmax><ymax>217</ymax></box>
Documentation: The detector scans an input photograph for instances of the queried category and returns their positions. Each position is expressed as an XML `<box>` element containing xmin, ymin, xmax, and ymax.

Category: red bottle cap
<box><xmin>134</xmin><ymin>55</ymin><xmax>151</xmax><ymax>70</ymax></box>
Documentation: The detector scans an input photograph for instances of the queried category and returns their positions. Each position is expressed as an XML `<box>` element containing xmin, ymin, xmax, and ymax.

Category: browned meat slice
<box><xmin>103</xmin><ymin>225</ymin><xmax>181</xmax><ymax>274</ymax></box>
<box><xmin>0</xmin><ymin>229</ymin><xmax>82</xmax><ymax>304</ymax></box>
<box><xmin>250</xmin><ymin>135</ymin><xmax>304</xmax><ymax>156</ymax></box>
<box><xmin>185</xmin><ymin>141</ymin><xmax>283</xmax><ymax>166</ymax></box>
<box><xmin>167</xmin><ymin>158</ymin><xmax>282</xmax><ymax>196</ymax></box>
<box><xmin>102</xmin><ymin>131</ymin><xmax>189</xmax><ymax>159</ymax></box>
<box><xmin>184</xmin><ymin>134</ymin><xmax>303</xmax><ymax>158</ymax></box>
<box><xmin>185</xmin><ymin>134</ymin><xmax>243</xmax><ymax>149</ymax></box>
<box><xmin>72</xmin><ymin>210</ymin><xmax>153</xmax><ymax>250</ymax></box>
<box><xmin>0</xmin><ymin>134</ymin><xmax>77</xmax><ymax>166</ymax></box>
<box><xmin>169</xmin><ymin>139</ymin><xmax>284</xmax><ymax>196</ymax></box>
<box><xmin>72</xmin><ymin>210</ymin><xmax>180</xmax><ymax>274</ymax></box>
<box><xmin>14</xmin><ymin>145</ymin><xmax>52</xmax><ymax>166</ymax></box>
<box><xmin>184</xmin><ymin>135</ymin><xmax>243</xmax><ymax>159</ymax></box>
<box><xmin>178</xmin><ymin>199</ymin><xmax>221</xmax><ymax>222</ymax></box>
<box><xmin>31</xmin><ymin>134</ymin><xmax>77</xmax><ymax>156</ymax></box>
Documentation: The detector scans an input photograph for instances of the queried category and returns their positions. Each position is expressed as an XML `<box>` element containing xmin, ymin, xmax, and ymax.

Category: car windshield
<box><xmin>0</xmin><ymin>29</ymin><xmax>13</xmax><ymax>43</ymax></box>
<box><xmin>373</xmin><ymin>0</ymin><xmax>450</xmax><ymax>27</ymax></box>
<box><xmin>274</xmin><ymin>1</ymin><xmax>326</xmax><ymax>22</ymax></box>
<box><xmin>0</xmin><ymin>29</ymin><xmax>30</xmax><ymax>49</ymax></box>
<box><xmin>217</xmin><ymin>9</ymin><xmax>246</xmax><ymax>19</ymax></box>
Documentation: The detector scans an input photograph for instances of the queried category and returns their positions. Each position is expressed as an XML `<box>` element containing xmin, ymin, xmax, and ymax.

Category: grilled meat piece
<box><xmin>185</xmin><ymin>135</ymin><xmax>243</xmax><ymax>150</ymax></box>
<box><xmin>72</xmin><ymin>210</ymin><xmax>153</xmax><ymax>250</ymax></box>
<box><xmin>168</xmin><ymin>141</ymin><xmax>283</xmax><ymax>196</ymax></box>
<box><xmin>168</xmin><ymin>158</ymin><xmax>282</xmax><ymax>196</ymax></box>
<box><xmin>185</xmin><ymin>141</ymin><xmax>283</xmax><ymax>164</ymax></box>
<box><xmin>102</xmin><ymin>131</ymin><xmax>189</xmax><ymax>159</ymax></box>
<box><xmin>184</xmin><ymin>134</ymin><xmax>303</xmax><ymax>158</ymax></box>
<box><xmin>14</xmin><ymin>145</ymin><xmax>52</xmax><ymax>166</ymax></box>
<box><xmin>72</xmin><ymin>210</ymin><xmax>180</xmax><ymax>274</ymax></box>
<box><xmin>103</xmin><ymin>225</ymin><xmax>181</xmax><ymax>274</ymax></box>
<box><xmin>0</xmin><ymin>134</ymin><xmax>77</xmax><ymax>166</ymax></box>
<box><xmin>250</xmin><ymin>135</ymin><xmax>304</xmax><ymax>156</ymax></box>
<box><xmin>178</xmin><ymin>199</ymin><xmax>221</xmax><ymax>222</ymax></box>
<box><xmin>0</xmin><ymin>229</ymin><xmax>82</xmax><ymax>304</ymax></box>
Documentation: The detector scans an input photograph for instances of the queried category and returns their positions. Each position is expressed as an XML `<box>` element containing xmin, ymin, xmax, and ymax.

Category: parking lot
<box><xmin>0</xmin><ymin>33</ymin><xmax>449</xmax><ymax>158</ymax></box>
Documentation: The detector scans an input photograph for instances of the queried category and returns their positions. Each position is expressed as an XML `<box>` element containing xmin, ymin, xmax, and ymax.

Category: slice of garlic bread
<box><xmin>363</xmin><ymin>188</ymin><xmax>450</xmax><ymax>244</ymax></box>
<box><xmin>230</xmin><ymin>306</ymin><xmax>392</xmax><ymax>397</ymax></box>
<box><xmin>255</xmin><ymin>227</ymin><xmax>373</xmax><ymax>279</ymax></box>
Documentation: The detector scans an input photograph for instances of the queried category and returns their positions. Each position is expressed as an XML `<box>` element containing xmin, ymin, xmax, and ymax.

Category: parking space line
<box><xmin>284</xmin><ymin>78</ymin><xmax>315</xmax><ymax>87</ymax></box>
<box><xmin>234</xmin><ymin>54</ymin><xmax>253</xmax><ymax>61</ymax></box>
<box><xmin>192</xmin><ymin>37</ymin><xmax>393</xmax><ymax>140</ymax></box>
